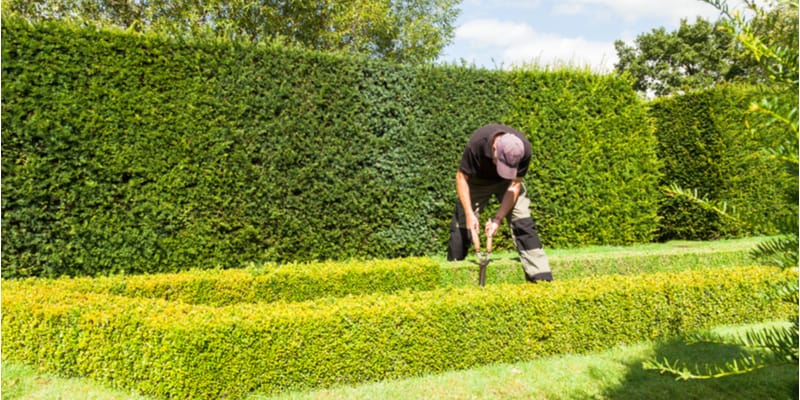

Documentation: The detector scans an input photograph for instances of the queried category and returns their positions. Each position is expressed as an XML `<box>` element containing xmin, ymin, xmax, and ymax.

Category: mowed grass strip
<box><xmin>438</xmin><ymin>236</ymin><xmax>773</xmax><ymax>286</ymax></box>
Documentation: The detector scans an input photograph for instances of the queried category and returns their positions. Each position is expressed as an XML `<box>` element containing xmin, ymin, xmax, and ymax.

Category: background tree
<box><xmin>740</xmin><ymin>0</ymin><xmax>799</xmax><ymax>87</ymax></box>
<box><xmin>614</xmin><ymin>17</ymin><xmax>742</xmax><ymax>96</ymax></box>
<box><xmin>1</xmin><ymin>0</ymin><xmax>461</xmax><ymax>64</ymax></box>
<box><xmin>614</xmin><ymin>4</ymin><xmax>797</xmax><ymax>97</ymax></box>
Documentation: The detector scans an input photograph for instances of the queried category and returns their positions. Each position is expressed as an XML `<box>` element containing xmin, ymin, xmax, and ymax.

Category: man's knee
<box><xmin>511</xmin><ymin>217</ymin><xmax>543</xmax><ymax>250</ymax></box>
<box><xmin>447</xmin><ymin>221</ymin><xmax>469</xmax><ymax>261</ymax></box>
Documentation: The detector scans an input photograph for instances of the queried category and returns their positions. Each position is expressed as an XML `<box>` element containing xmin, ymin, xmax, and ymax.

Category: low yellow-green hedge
<box><xmin>2</xmin><ymin>266</ymin><xmax>794</xmax><ymax>399</ymax></box>
<box><xmin>17</xmin><ymin>257</ymin><xmax>439</xmax><ymax>305</ymax></box>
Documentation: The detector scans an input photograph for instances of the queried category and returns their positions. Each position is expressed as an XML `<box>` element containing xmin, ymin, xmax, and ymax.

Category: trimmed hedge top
<box><xmin>27</xmin><ymin>257</ymin><xmax>440</xmax><ymax>305</ymax></box>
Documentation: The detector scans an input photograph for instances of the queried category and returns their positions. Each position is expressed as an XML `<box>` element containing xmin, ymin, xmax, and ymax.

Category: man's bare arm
<box><xmin>456</xmin><ymin>170</ymin><xmax>479</xmax><ymax>233</ymax></box>
<box><xmin>486</xmin><ymin>178</ymin><xmax>523</xmax><ymax>237</ymax></box>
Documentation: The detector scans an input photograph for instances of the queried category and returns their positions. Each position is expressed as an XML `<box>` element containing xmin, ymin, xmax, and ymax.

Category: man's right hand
<box><xmin>466</xmin><ymin>212</ymin><xmax>481</xmax><ymax>252</ymax></box>
<box><xmin>465</xmin><ymin>212</ymin><xmax>480</xmax><ymax>234</ymax></box>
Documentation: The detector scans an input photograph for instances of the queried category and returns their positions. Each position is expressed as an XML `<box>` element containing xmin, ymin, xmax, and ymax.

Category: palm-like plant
<box><xmin>645</xmin><ymin>0</ymin><xmax>798</xmax><ymax>380</ymax></box>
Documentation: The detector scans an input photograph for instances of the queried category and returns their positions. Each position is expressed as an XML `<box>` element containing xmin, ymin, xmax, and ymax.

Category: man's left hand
<box><xmin>485</xmin><ymin>217</ymin><xmax>500</xmax><ymax>237</ymax></box>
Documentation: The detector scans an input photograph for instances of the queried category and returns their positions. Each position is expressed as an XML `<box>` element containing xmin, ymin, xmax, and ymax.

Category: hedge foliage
<box><xmin>30</xmin><ymin>257</ymin><xmax>440</xmax><ymax>305</ymax></box>
<box><xmin>2</xmin><ymin>265</ymin><xmax>794</xmax><ymax>399</ymax></box>
<box><xmin>4</xmin><ymin>18</ymin><xmax>790</xmax><ymax>279</ymax></box>
<box><xmin>508</xmin><ymin>70</ymin><xmax>661</xmax><ymax>245</ymax></box>
<box><xmin>650</xmin><ymin>84</ymin><xmax>799</xmax><ymax>241</ymax></box>
<box><xmin>2</xmin><ymin>17</ymin><xmax>661</xmax><ymax>277</ymax></box>
<box><xmin>442</xmin><ymin>248</ymin><xmax>758</xmax><ymax>286</ymax></box>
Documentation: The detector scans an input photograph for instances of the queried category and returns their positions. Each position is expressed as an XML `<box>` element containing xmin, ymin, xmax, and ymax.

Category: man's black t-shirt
<box><xmin>458</xmin><ymin>124</ymin><xmax>532</xmax><ymax>180</ymax></box>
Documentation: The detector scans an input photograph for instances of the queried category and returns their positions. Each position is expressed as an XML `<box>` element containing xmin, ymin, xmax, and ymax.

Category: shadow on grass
<box><xmin>600</xmin><ymin>336</ymin><xmax>799</xmax><ymax>400</ymax></box>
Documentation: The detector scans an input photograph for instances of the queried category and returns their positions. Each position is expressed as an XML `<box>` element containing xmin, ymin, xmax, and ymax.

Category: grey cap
<box><xmin>495</xmin><ymin>133</ymin><xmax>524</xmax><ymax>179</ymax></box>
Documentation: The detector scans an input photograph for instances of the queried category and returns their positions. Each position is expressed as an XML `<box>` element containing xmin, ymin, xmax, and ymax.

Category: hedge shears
<box><xmin>470</xmin><ymin>225</ymin><xmax>493</xmax><ymax>287</ymax></box>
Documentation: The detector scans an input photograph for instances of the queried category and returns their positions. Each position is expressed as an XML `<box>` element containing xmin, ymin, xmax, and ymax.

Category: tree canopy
<box><xmin>614</xmin><ymin>2</ymin><xmax>798</xmax><ymax>97</ymax></box>
<box><xmin>613</xmin><ymin>17</ymin><xmax>742</xmax><ymax>96</ymax></box>
<box><xmin>1</xmin><ymin>0</ymin><xmax>462</xmax><ymax>64</ymax></box>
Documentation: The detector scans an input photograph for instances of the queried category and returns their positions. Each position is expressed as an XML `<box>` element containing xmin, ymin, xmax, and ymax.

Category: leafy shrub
<box><xmin>48</xmin><ymin>257</ymin><xmax>440</xmax><ymax>305</ymax></box>
<box><xmin>2</xmin><ymin>265</ymin><xmax>793</xmax><ymax>399</ymax></box>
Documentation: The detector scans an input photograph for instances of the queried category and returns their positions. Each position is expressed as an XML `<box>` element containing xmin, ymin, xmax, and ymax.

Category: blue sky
<box><xmin>437</xmin><ymin>0</ymin><xmax>733</xmax><ymax>73</ymax></box>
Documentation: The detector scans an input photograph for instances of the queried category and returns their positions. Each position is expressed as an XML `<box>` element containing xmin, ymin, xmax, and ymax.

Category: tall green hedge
<box><xmin>2</xmin><ymin>17</ymin><xmax>660</xmax><ymax>277</ymax></box>
<box><xmin>650</xmin><ymin>84</ymin><xmax>798</xmax><ymax>241</ymax></box>
<box><xmin>507</xmin><ymin>70</ymin><xmax>661</xmax><ymax>245</ymax></box>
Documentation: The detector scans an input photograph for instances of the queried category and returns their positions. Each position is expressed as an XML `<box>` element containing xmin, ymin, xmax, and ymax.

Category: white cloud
<box><xmin>552</xmin><ymin>0</ymin><xmax>722</xmax><ymax>22</ymax></box>
<box><xmin>506</xmin><ymin>34</ymin><xmax>618</xmax><ymax>72</ymax></box>
<box><xmin>455</xmin><ymin>20</ymin><xmax>536</xmax><ymax>48</ymax></box>
<box><xmin>454</xmin><ymin>19</ymin><xmax>617</xmax><ymax>72</ymax></box>
<box><xmin>444</xmin><ymin>0</ymin><xmax>754</xmax><ymax>72</ymax></box>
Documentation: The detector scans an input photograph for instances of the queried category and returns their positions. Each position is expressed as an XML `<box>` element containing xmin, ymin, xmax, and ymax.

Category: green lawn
<box><xmin>439</xmin><ymin>236</ymin><xmax>774</xmax><ymax>286</ymax></box>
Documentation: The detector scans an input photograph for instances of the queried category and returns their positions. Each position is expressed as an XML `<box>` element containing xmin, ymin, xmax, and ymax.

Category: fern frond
<box><xmin>644</xmin><ymin>319</ymin><xmax>799</xmax><ymax>380</ymax></box>
<box><xmin>664</xmin><ymin>184</ymin><xmax>741</xmax><ymax>223</ymax></box>
<box><xmin>739</xmin><ymin>319</ymin><xmax>799</xmax><ymax>362</ymax></box>
<box><xmin>644</xmin><ymin>354</ymin><xmax>769</xmax><ymax>380</ymax></box>
<box><xmin>750</xmin><ymin>235</ymin><xmax>799</xmax><ymax>269</ymax></box>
